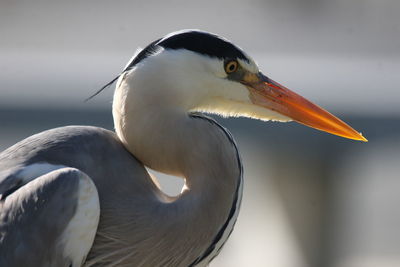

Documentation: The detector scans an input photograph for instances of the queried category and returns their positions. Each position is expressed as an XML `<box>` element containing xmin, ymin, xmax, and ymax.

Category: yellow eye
<box><xmin>224</xmin><ymin>60</ymin><xmax>238</xmax><ymax>74</ymax></box>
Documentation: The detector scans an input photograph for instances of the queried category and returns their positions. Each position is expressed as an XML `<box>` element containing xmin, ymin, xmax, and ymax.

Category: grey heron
<box><xmin>0</xmin><ymin>30</ymin><xmax>367</xmax><ymax>266</ymax></box>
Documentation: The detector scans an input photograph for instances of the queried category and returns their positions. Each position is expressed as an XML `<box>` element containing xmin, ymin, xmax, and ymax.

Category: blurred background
<box><xmin>1</xmin><ymin>0</ymin><xmax>399</xmax><ymax>266</ymax></box>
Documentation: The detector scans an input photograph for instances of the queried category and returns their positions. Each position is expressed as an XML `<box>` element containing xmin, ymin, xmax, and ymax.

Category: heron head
<box><xmin>113</xmin><ymin>30</ymin><xmax>367</xmax><ymax>142</ymax></box>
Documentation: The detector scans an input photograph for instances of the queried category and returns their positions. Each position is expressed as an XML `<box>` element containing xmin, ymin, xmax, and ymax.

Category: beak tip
<box><xmin>359</xmin><ymin>134</ymin><xmax>368</xmax><ymax>142</ymax></box>
<box><xmin>350</xmin><ymin>132</ymin><xmax>368</xmax><ymax>142</ymax></box>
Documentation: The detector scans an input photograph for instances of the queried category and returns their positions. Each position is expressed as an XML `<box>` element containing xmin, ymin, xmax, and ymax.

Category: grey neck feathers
<box><xmin>112</xmin><ymin>86</ymin><xmax>242</xmax><ymax>265</ymax></box>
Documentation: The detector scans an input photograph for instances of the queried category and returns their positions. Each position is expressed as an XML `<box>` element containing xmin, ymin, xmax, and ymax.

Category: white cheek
<box><xmin>221</xmin><ymin>82</ymin><xmax>251</xmax><ymax>103</ymax></box>
<box><xmin>214</xmin><ymin>68</ymin><xmax>227</xmax><ymax>79</ymax></box>
<box><xmin>193</xmin><ymin>80</ymin><xmax>251</xmax><ymax>111</ymax></box>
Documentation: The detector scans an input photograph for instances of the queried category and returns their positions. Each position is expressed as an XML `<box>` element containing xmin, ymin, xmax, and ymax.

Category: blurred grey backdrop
<box><xmin>1</xmin><ymin>1</ymin><xmax>399</xmax><ymax>266</ymax></box>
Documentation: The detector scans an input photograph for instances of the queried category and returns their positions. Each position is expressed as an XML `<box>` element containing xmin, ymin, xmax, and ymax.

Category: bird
<box><xmin>0</xmin><ymin>30</ymin><xmax>367</xmax><ymax>267</ymax></box>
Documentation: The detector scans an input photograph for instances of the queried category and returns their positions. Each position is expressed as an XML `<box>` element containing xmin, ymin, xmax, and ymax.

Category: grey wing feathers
<box><xmin>0</xmin><ymin>167</ymin><xmax>100</xmax><ymax>267</ymax></box>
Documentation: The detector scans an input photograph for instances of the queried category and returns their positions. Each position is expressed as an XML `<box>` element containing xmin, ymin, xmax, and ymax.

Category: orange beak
<box><xmin>244</xmin><ymin>72</ymin><xmax>367</xmax><ymax>142</ymax></box>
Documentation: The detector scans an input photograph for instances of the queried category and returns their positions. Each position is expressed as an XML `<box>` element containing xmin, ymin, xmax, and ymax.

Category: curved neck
<box><xmin>114</xmin><ymin>92</ymin><xmax>240</xmax><ymax>196</ymax></box>
<box><xmin>112</xmin><ymin>77</ymin><xmax>242</xmax><ymax>265</ymax></box>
